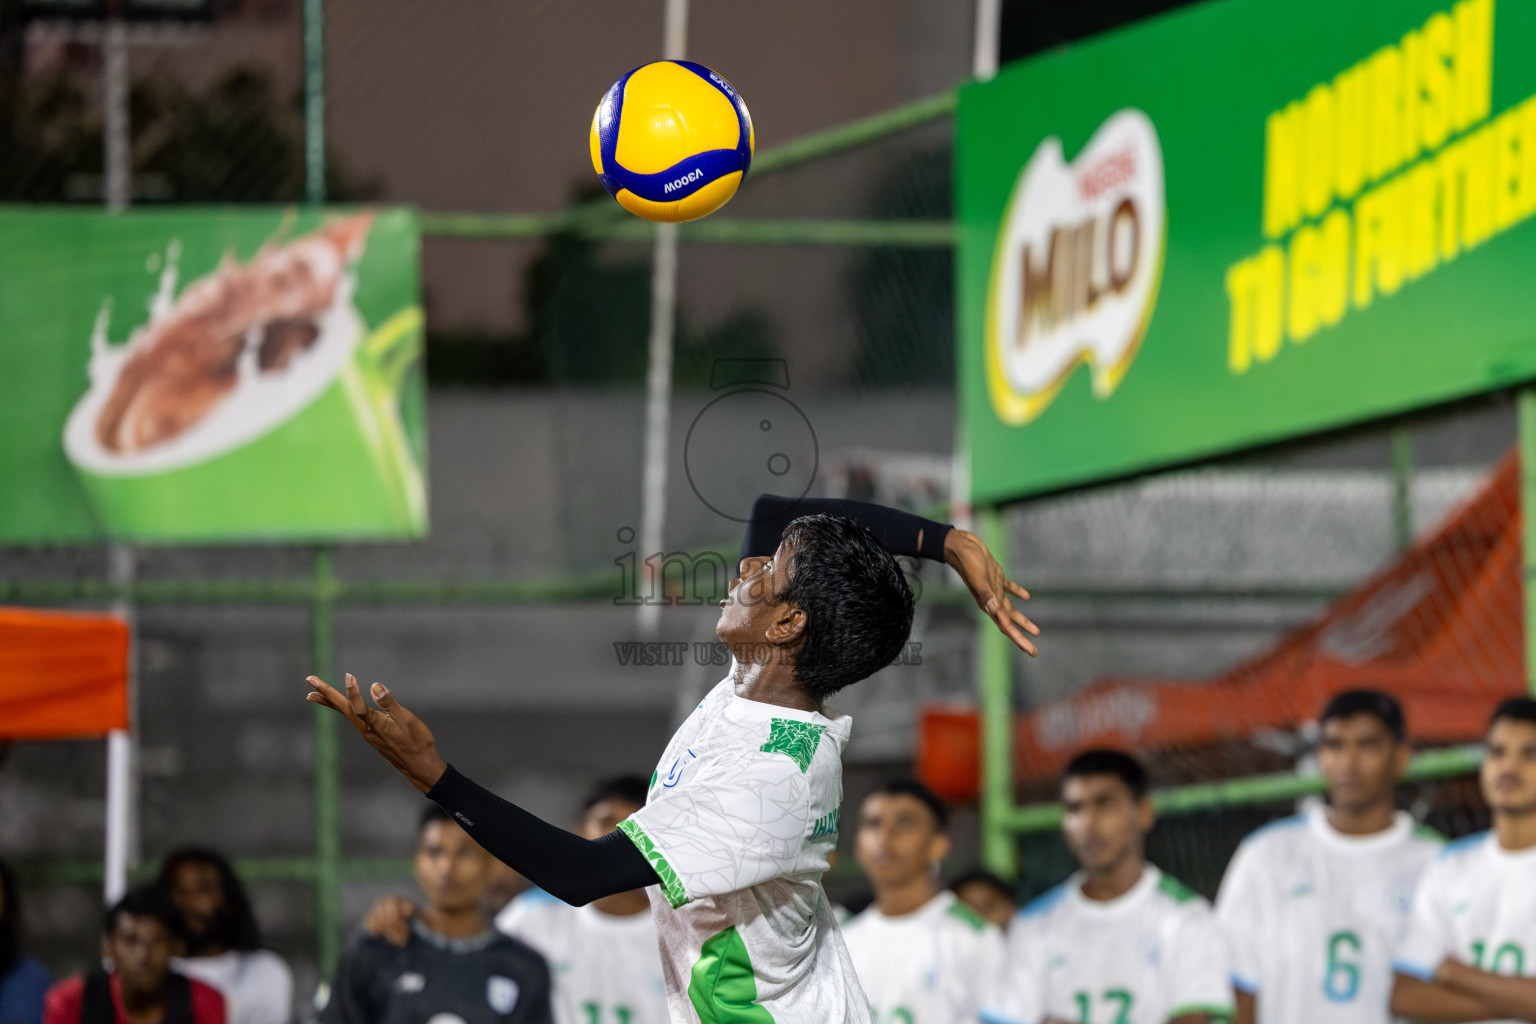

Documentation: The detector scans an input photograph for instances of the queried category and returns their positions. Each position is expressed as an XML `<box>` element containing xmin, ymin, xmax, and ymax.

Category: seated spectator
<box><xmin>0</xmin><ymin>859</ymin><xmax>51</xmax><ymax>1024</ymax></box>
<box><xmin>158</xmin><ymin>848</ymin><xmax>293</xmax><ymax>1024</ymax></box>
<box><xmin>320</xmin><ymin>804</ymin><xmax>552</xmax><ymax>1024</ymax></box>
<box><xmin>43</xmin><ymin>885</ymin><xmax>226</xmax><ymax>1024</ymax></box>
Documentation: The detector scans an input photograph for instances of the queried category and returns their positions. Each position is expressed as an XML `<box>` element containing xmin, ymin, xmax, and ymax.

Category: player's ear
<box><xmin>1136</xmin><ymin>795</ymin><xmax>1155</xmax><ymax>833</ymax></box>
<box><xmin>1392</xmin><ymin>739</ymin><xmax>1412</xmax><ymax>778</ymax></box>
<box><xmin>928</xmin><ymin>830</ymin><xmax>952</xmax><ymax>867</ymax></box>
<box><xmin>767</xmin><ymin>602</ymin><xmax>806</xmax><ymax>644</ymax></box>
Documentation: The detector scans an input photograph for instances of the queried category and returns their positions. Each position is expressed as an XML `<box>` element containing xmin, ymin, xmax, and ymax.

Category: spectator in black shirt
<box><xmin>321</xmin><ymin>806</ymin><xmax>552</xmax><ymax>1024</ymax></box>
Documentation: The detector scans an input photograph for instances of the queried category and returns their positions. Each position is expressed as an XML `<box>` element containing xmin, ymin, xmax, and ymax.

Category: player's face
<box><xmin>1318</xmin><ymin>713</ymin><xmax>1407</xmax><ymax>813</ymax></box>
<box><xmin>717</xmin><ymin>540</ymin><xmax>800</xmax><ymax>652</ymax></box>
<box><xmin>1061</xmin><ymin>774</ymin><xmax>1151</xmax><ymax>875</ymax></box>
<box><xmin>166</xmin><ymin>860</ymin><xmax>225</xmax><ymax>941</ymax></box>
<box><xmin>106</xmin><ymin>912</ymin><xmax>176</xmax><ymax>998</ymax></box>
<box><xmin>1481</xmin><ymin>718</ymin><xmax>1536</xmax><ymax>815</ymax></box>
<box><xmin>415</xmin><ymin>819</ymin><xmax>495</xmax><ymax>915</ymax></box>
<box><xmin>855</xmin><ymin>792</ymin><xmax>950</xmax><ymax>889</ymax></box>
<box><xmin>954</xmin><ymin>881</ymin><xmax>1016</xmax><ymax>931</ymax></box>
<box><xmin>579</xmin><ymin>798</ymin><xmax>643</xmax><ymax>841</ymax></box>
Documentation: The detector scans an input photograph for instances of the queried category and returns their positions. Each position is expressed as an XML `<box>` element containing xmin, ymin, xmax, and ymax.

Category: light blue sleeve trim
<box><xmin>1232</xmin><ymin>973</ymin><xmax>1260</xmax><ymax>993</ymax></box>
<box><xmin>1392</xmin><ymin>959</ymin><xmax>1436</xmax><ymax>981</ymax></box>
<box><xmin>979</xmin><ymin>1011</ymin><xmax>1030</xmax><ymax>1024</ymax></box>
<box><xmin>1020</xmin><ymin>883</ymin><xmax>1068</xmax><ymax>919</ymax></box>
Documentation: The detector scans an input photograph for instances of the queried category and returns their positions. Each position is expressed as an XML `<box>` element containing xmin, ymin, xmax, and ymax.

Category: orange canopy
<box><xmin>919</xmin><ymin>452</ymin><xmax>1526</xmax><ymax>799</ymax></box>
<box><xmin>0</xmin><ymin>607</ymin><xmax>129</xmax><ymax>739</ymax></box>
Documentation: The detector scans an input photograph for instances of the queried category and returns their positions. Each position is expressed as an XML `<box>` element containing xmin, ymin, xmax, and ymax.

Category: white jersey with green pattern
<box><xmin>1215</xmin><ymin>801</ymin><xmax>1442</xmax><ymax>1024</ymax></box>
<box><xmin>982</xmin><ymin>865</ymin><xmax>1233</xmax><ymax>1024</ymax></box>
<box><xmin>496</xmin><ymin>890</ymin><xmax>670</xmax><ymax>1024</ymax></box>
<box><xmin>618</xmin><ymin>677</ymin><xmax>869</xmax><ymax>1024</ymax></box>
<box><xmin>1393</xmin><ymin>832</ymin><xmax>1536</xmax><ymax>1024</ymax></box>
<box><xmin>841</xmin><ymin>890</ymin><xmax>1007</xmax><ymax>1024</ymax></box>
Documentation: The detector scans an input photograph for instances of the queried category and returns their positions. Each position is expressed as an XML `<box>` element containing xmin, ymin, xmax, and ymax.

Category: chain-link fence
<box><xmin>0</xmin><ymin>0</ymin><xmax>1526</xmax><ymax>1015</ymax></box>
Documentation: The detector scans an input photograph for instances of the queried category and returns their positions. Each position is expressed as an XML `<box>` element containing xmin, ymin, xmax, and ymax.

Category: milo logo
<box><xmin>985</xmin><ymin>109</ymin><xmax>1167</xmax><ymax>425</ymax></box>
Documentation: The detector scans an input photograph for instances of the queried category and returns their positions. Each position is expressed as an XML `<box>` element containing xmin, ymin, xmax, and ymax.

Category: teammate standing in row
<box><xmin>841</xmin><ymin>780</ymin><xmax>1006</xmax><ymax>1024</ymax></box>
<box><xmin>1216</xmin><ymin>690</ymin><xmax>1441</xmax><ymax>1024</ymax></box>
<box><xmin>982</xmin><ymin>750</ymin><xmax>1233</xmax><ymax>1024</ymax></box>
<box><xmin>1392</xmin><ymin>698</ymin><xmax>1536</xmax><ymax>1021</ymax></box>
<box><xmin>497</xmin><ymin>777</ymin><xmax>668</xmax><ymax>1024</ymax></box>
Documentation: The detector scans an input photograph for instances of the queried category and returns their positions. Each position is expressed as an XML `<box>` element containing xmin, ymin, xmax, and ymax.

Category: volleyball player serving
<box><xmin>305</xmin><ymin>495</ymin><xmax>1037</xmax><ymax>1024</ymax></box>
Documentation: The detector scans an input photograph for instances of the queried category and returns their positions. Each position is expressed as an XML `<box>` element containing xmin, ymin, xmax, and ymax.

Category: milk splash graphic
<box><xmin>63</xmin><ymin>219</ymin><xmax>371</xmax><ymax>477</ymax></box>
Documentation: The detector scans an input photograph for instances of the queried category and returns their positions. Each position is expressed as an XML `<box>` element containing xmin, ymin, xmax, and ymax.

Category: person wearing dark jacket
<box><xmin>320</xmin><ymin>805</ymin><xmax>552</xmax><ymax>1024</ymax></box>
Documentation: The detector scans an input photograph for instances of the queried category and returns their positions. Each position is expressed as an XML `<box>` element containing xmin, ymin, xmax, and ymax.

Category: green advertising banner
<box><xmin>959</xmin><ymin>0</ymin><xmax>1536</xmax><ymax>504</ymax></box>
<box><xmin>0</xmin><ymin>207</ymin><xmax>427</xmax><ymax>543</ymax></box>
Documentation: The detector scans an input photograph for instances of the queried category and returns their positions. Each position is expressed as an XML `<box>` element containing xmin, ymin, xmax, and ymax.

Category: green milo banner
<box><xmin>0</xmin><ymin>207</ymin><xmax>427</xmax><ymax>543</ymax></box>
<box><xmin>960</xmin><ymin>0</ymin><xmax>1536</xmax><ymax>503</ymax></box>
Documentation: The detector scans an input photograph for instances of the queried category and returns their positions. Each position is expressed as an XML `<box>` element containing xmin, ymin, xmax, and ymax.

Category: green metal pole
<box><xmin>303</xmin><ymin>0</ymin><xmax>325</xmax><ymax>205</ymax></box>
<box><xmin>976</xmin><ymin>504</ymin><xmax>1018</xmax><ymax>877</ymax></box>
<box><xmin>415</xmin><ymin>214</ymin><xmax>957</xmax><ymax>247</ymax></box>
<box><xmin>1391</xmin><ymin>428</ymin><xmax>1414</xmax><ymax>552</ymax></box>
<box><xmin>1521</xmin><ymin>390</ymin><xmax>1536</xmax><ymax>697</ymax></box>
<box><xmin>311</xmin><ymin>548</ymin><xmax>341</xmax><ymax>980</ymax></box>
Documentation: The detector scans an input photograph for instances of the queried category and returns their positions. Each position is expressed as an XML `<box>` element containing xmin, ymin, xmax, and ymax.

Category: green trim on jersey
<box><xmin>1156</xmin><ymin>873</ymin><xmax>1199</xmax><ymax>904</ymax></box>
<box><xmin>617</xmin><ymin>818</ymin><xmax>689</xmax><ymax>909</ymax></box>
<box><xmin>688</xmin><ymin>926</ymin><xmax>776</xmax><ymax>1024</ymax></box>
<box><xmin>1167</xmin><ymin>1003</ymin><xmax>1234</xmax><ymax>1022</ymax></box>
<box><xmin>945</xmin><ymin>899</ymin><xmax>989</xmax><ymax>932</ymax></box>
<box><xmin>759</xmin><ymin>719</ymin><xmax>826</xmax><ymax>773</ymax></box>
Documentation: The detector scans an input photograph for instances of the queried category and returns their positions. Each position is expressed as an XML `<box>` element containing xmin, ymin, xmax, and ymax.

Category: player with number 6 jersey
<box><xmin>1215</xmin><ymin>691</ymin><xmax>1441</xmax><ymax>1024</ymax></box>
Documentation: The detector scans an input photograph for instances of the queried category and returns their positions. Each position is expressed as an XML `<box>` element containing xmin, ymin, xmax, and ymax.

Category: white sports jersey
<box><xmin>618</xmin><ymin>677</ymin><xmax>868</xmax><ymax>1024</ymax></box>
<box><xmin>496</xmin><ymin>889</ymin><xmax>669</xmax><ymax>1024</ymax></box>
<box><xmin>981</xmin><ymin>865</ymin><xmax>1232</xmax><ymax>1024</ymax></box>
<box><xmin>1215</xmin><ymin>801</ymin><xmax>1442</xmax><ymax>1024</ymax></box>
<box><xmin>841</xmin><ymin>890</ymin><xmax>1007</xmax><ymax>1024</ymax></box>
<box><xmin>1394</xmin><ymin>832</ymin><xmax>1536</xmax><ymax>1024</ymax></box>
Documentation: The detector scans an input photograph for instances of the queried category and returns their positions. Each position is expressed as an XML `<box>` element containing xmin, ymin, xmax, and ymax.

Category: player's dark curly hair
<box><xmin>104</xmin><ymin>884</ymin><xmax>189</xmax><ymax>946</ymax></box>
<box><xmin>780</xmin><ymin>514</ymin><xmax>915</xmax><ymax>700</ymax></box>
<box><xmin>156</xmin><ymin>846</ymin><xmax>263</xmax><ymax>953</ymax></box>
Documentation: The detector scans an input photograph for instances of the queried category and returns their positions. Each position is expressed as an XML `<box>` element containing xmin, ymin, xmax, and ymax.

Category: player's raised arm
<box><xmin>740</xmin><ymin>494</ymin><xmax>1040</xmax><ymax>655</ymax></box>
<box><xmin>305</xmin><ymin>674</ymin><xmax>662</xmax><ymax>906</ymax></box>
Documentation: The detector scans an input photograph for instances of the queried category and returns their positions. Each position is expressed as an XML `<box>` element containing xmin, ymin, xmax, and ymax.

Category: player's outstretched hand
<box><xmin>305</xmin><ymin>673</ymin><xmax>448</xmax><ymax>793</ymax></box>
<box><xmin>942</xmin><ymin>527</ymin><xmax>1040</xmax><ymax>656</ymax></box>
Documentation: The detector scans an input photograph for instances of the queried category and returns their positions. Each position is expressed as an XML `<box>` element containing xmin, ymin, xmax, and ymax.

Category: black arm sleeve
<box><xmin>739</xmin><ymin>494</ymin><xmax>952</xmax><ymax>564</ymax></box>
<box><xmin>427</xmin><ymin>764</ymin><xmax>660</xmax><ymax>906</ymax></box>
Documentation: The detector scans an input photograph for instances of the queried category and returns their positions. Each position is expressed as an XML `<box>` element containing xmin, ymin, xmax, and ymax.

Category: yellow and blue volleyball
<box><xmin>590</xmin><ymin>60</ymin><xmax>754</xmax><ymax>223</ymax></box>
